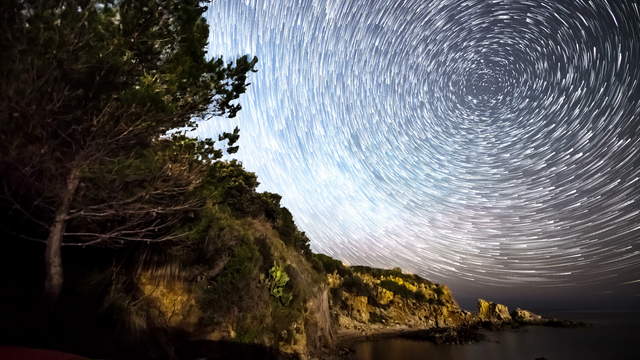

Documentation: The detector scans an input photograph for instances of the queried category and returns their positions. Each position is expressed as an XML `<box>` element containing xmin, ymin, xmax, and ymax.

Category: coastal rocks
<box><xmin>320</xmin><ymin>262</ymin><xmax>586</xmax><ymax>358</ymax></box>
<box><xmin>399</xmin><ymin>326</ymin><xmax>485</xmax><ymax>345</ymax></box>
<box><xmin>477</xmin><ymin>303</ymin><xmax>583</xmax><ymax>328</ymax></box>
<box><xmin>511</xmin><ymin>308</ymin><xmax>544</xmax><ymax>324</ymax></box>
<box><xmin>328</xmin><ymin>267</ymin><xmax>469</xmax><ymax>339</ymax></box>
<box><xmin>477</xmin><ymin>299</ymin><xmax>512</xmax><ymax>323</ymax></box>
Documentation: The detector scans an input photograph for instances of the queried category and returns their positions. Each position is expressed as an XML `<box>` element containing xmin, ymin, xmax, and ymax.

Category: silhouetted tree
<box><xmin>0</xmin><ymin>0</ymin><xmax>257</xmax><ymax>302</ymax></box>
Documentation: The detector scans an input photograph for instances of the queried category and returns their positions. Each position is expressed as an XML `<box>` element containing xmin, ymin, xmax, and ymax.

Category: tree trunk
<box><xmin>44</xmin><ymin>166</ymin><xmax>80</xmax><ymax>303</ymax></box>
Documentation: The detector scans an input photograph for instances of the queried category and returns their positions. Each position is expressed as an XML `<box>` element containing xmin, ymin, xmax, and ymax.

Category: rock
<box><xmin>345</xmin><ymin>295</ymin><xmax>370</xmax><ymax>323</ymax></box>
<box><xmin>511</xmin><ymin>308</ymin><xmax>544</xmax><ymax>324</ymax></box>
<box><xmin>477</xmin><ymin>299</ymin><xmax>512</xmax><ymax>323</ymax></box>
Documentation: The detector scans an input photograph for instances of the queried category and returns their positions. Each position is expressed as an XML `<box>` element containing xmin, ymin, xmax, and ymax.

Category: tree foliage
<box><xmin>0</xmin><ymin>0</ymin><xmax>258</xmax><ymax>300</ymax></box>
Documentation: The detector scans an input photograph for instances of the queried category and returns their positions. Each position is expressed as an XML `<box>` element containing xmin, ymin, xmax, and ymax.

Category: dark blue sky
<box><xmin>202</xmin><ymin>0</ymin><xmax>640</xmax><ymax>310</ymax></box>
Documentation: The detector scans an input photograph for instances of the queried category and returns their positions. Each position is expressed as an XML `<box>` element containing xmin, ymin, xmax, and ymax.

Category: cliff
<box><xmin>126</xmin><ymin>218</ymin><xmax>336</xmax><ymax>360</ymax></box>
<box><xmin>315</xmin><ymin>259</ymin><xmax>473</xmax><ymax>339</ymax></box>
<box><xmin>116</xmin><ymin>237</ymin><xmax>559</xmax><ymax>359</ymax></box>
<box><xmin>1</xmin><ymin>219</ymin><xmax>571</xmax><ymax>360</ymax></box>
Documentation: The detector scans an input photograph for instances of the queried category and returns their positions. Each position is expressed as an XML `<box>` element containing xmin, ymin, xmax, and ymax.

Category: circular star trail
<box><xmin>202</xmin><ymin>0</ymin><xmax>640</xmax><ymax>295</ymax></box>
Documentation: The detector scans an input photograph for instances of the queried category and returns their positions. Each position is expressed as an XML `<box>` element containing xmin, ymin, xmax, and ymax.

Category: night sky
<box><xmin>202</xmin><ymin>0</ymin><xmax>640</xmax><ymax>310</ymax></box>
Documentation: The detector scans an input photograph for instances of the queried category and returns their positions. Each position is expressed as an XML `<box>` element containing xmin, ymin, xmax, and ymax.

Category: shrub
<box><xmin>309</xmin><ymin>256</ymin><xmax>324</xmax><ymax>274</ymax></box>
<box><xmin>378</xmin><ymin>279</ymin><xmax>427</xmax><ymax>303</ymax></box>
<box><xmin>342</xmin><ymin>274</ymin><xmax>379</xmax><ymax>305</ymax></box>
<box><xmin>313</xmin><ymin>254</ymin><xmax>349</xmax><ymax>276</ymax></box>
<box><xmin>351</xmin><ymin>265</ymin><xmax>425</xmax><ymax>284</ymax></box>
<box><xmin>268</xmin><ymin>263</ymin><xmax>292</xmax><ymax>306</ymax></box>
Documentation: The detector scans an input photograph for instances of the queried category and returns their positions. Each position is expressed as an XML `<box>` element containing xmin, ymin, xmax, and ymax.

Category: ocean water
<box><xmin>351</xmin><ymin>312</ymin><xmax>640</xmax><ymax>360</ymax></box>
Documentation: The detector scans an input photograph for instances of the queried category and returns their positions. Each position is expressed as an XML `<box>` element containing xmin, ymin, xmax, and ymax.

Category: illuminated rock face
<box><xmin>346</xmin><ymin>296</ymin><xmax>370</xmax><ymax>323</ymax></box>
<box><xmin>477</xmin><ymin>298</ymin><xmax>512</xmax><ymax>323</ymax></box>
<box><xmin>511</xmin><ymin>308</ymin><xmax>544</xmax><ymax>323</ymax></box>
<box><xmin>327</xmin><ymin>268</ymin><xmax>473</xmax><ymax>335</ymax></box>
<box><xmin>325</xmin><ymin>265</ymin><xmax>556</xmax><ymax>339</ymax></box>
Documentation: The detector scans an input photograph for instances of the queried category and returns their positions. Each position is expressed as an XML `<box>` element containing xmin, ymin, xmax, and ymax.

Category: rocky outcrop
<box><xmin>324</xmin><ymin>266</ymin><xmax>474</xmax><ymax>341</ymax></box>
<box><xmin>321</xmin><ymin>259</ymin><xmax>582</xmax><ymax>352</ymax></box>
<box><xmin>475</xmin><ymin>301</ymin><xmax>581</xmax><ymax>328</ymax></box>
<box><xmin>511</xmin><ymin>308</ymin><xmax>544</xmax><ymax>324</ymax></box>
<box><xmin>510</xmin><ymin>308</ymin><xmax>585</xmax><ymax>328</ymax></box>
<box><xmin>477</xmin><ymin>298</ymin><xmax>512</xmax><ymax>323</ymax></box>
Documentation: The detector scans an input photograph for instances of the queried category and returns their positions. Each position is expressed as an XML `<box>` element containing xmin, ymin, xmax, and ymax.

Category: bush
<box><xmin>313</xmin><ymin>254</ymin><xmax>349</xmax><ymax>276</ymax></box>
<box><xmin>309</xmin><ymin>256</ymin><xmax>324</xmax><ymax>274</ymax></box>
<box><xmin>341</xmin><ymin>274</ymin><xmax>379</xmax><ymax>306</ymax></box>
<box><xmin>351</xmin><ymin>265</ymin><xmax>426</xmax><ymax>285</ymax></box>
<box><xmin>378</xmin><ymin>279</ymin><xmax>426</xmax><ymax>302</ymax></box>
<box><xmin>268</xmin><ymin>263</ymin><xmax>292</xmax><ymax>306</ymax></box>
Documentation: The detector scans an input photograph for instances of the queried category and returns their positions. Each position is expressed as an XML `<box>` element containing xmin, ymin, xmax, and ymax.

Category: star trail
<box><xmin>202</xmin><ymin>0</ymin><xmax>640</xmax><ymax>302</ymax></box>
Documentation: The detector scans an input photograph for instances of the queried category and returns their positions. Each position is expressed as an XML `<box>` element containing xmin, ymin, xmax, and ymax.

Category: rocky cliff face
<box><xmin>317</xmin><ymin>260</ymin><xmax>557</xmax><ymax>344</ymax></box>
<box><xmin>320</xmin><ymin>265</ymin><xmax>475</xmax><ymax>339</ymax></box>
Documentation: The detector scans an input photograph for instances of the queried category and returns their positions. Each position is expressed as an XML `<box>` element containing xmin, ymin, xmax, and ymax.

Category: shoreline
<box><xmin>331</xmin><ymin>318</ymin><xmax>587</xmax><ymax>359</ymax></box>
<box><xmin>332</xmin><ymin>325</ymin><xmax>485</xmax><ymax>359</ymax></box>
<box><xmin>336</xmin><ymin>325</ymin><xmax>483</xmax><ymax>346</ymax></box>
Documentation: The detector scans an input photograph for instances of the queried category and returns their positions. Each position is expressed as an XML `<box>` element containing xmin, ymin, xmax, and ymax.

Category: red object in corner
<box><xmin>0</xmin><ymin>346</ymin><xmax>89</xmax><ymax>360</ymax></box>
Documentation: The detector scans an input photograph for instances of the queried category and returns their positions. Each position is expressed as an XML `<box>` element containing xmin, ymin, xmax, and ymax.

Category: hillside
<box><xmin>0</xmin><ymin>159</ymin><xmax>333</xmax><ymax>359</ymax></box>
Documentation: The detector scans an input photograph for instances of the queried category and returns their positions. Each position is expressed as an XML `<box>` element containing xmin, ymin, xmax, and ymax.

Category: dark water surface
<box><xmin>352</xmin><ymin>312</ymin><xmax>639</xmax><ymax>360</ymax></box>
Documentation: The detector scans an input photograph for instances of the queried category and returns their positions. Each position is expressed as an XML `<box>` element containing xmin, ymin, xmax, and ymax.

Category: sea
<box><xmin>351</xmin><ymin>312</ymin><xmax>640</xmax><ymax>360</ymax></box>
